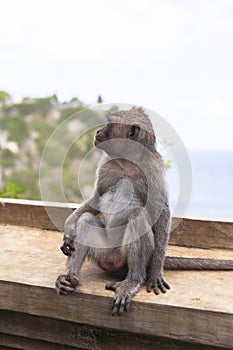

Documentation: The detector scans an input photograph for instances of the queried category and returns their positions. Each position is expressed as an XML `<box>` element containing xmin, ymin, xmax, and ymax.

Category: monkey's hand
<box><xmin>146</xmin><ymin>273</ymin><xmax>170</xmax><ymax>295</ymax></box>
<box><xmin>106</xmin><ymin>280</ymin><xmax>140</xmax><ymax>316</ymax></box>
<box><xmin>55</xmin><ymin>274</ymin><xmax>79</xmax><ymax>295</ymax></box>
<box><xmin>60</xmin><ymin>237</ymin><xmax>75</xmax><ymax>256</ymax></box>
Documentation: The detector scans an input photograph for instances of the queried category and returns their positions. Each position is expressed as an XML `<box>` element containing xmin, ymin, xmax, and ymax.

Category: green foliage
<box><xmin>32</xmin><ymin>116</ymin><xmax>49</xmax><ymax>133</ymax></box>
<box><xmin>108</xmin><ymin>105</ymin><xmax>119</xmax><ymax>113</ymax></box>
<box><xmin>62</xmin><ymin>170</ymin><xmax>82</xmax><ymax>202</ymax></box>
<box><xmin>3</xmin><ymin>96</ymin><xmax>163</xmax><ymax>203</ymax></box>
<box><xmin>8</xmin><ymin>171</ymin><xmax>40</xmax><ymax>199</ymax></box>
<box><xmin>0</xmin><ymin>149</ymin><xmax>15</xmax><ymax>168</ymax></box>
<box><xmin>0</xmin><ymin>90</ymin><xmax>11</xmax><ymax>103</ymax></box>
<box><xmin>32</xmin><ymin>116</ymin><xmax>54</xmax><ymax>153</ymax></box>
<box><xmin>60</xmin><ymin>105</ymin><xmax>85</xmax><ymax>122</ymax></box>
<box><xmin>165</xmin><ymin>159</ymin><xmax>172</xmax><ymax>169</ymax></box>
<box><xmin>2</xmin><ymin>116</ymin><xmax>29</xmax><ymax>146</ymax></box>
<box><xmin>69</xmin><ymin>97</ymin><xmax>80</xmax><ymax>105</ymax></box>
<box><xmin>14</xmin><ymin>97</ymin><xmax>52</xmax><ymax>117</ymax></box>
<box><xmin>0</xmin><ymin>94</ymin><xmax>89</xmax><ymax>200</ymax></box>
<box><xmin>0</xmin><ymin>181</ymin><xmax>25</xmax><ymax>199</ymax></box>
<box><xmin>1</xmin><ymin>95</ymin><xmax>57</xmax><ymax>117</ymax></box>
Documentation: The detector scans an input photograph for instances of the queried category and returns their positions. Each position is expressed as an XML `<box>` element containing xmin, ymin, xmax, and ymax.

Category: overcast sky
<box><xmin>1</xmin><ymin>0</ymin><xmax>233</xmax><ymax>150</ymax></box>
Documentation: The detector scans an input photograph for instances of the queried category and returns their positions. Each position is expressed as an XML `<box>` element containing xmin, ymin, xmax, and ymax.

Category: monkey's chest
<box><xmin>99</xmin><ymin>178</ymin><xmax>143</xmax><ymax>228</ymax></box>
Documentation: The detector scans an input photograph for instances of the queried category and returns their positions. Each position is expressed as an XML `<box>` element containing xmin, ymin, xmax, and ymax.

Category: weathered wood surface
<box><xmin>0</xmin><ymin>198</ymin><xmax>77</xmax><ymax>231</ymax></box>
<box><xmin>0</xmin><ymin>311</ymin><xmax>224</xmax><ymax>350</ymax></box>
<box><xmin>0</xmin><ymin>198</ymin><xmax>233</xmax><ymax>249</ymax></box>
<box><xmin>1</xmin><ymin>224</ymin><xmax>233</xmax><ymax>349</ymax></box>
<box><xmin>171</xmin><ymin>217</ymin><xmax>233</xmax><ymax>250</ymax></box>
<box><xmin>0</xmin><ymin>330</ymin><xmax>82</xmax><ymax>350</ymax></box>
<box><xmin>1</xmin><ymin>281</ymin><xmax>233</xmax><ymax>349</ymax></box>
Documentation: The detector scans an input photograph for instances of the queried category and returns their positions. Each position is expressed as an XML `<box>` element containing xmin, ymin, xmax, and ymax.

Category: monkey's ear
<box><xmin>107</xmin><ymin>114</ymin><xmax>121</xmax><ymax>123</ymax></box>
<box><xmin>128</xmin><ymin>124</ymin><xmax>141</xmax><ymax>140</ymax></box>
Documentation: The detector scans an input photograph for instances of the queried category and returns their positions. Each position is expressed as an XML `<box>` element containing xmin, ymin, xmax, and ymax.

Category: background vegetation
<box><xmin>0</xmin><ymin>91</ymin><xmax>103</xmax><ymax>202</ymax></box>
<box><xmin>0</xmin><ymin>91</ymin><xmax>171</xmax><ymax>202</ymax></box>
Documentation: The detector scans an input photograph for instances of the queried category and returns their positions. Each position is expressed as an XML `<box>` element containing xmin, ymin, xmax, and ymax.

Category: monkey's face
<box><xmin>94</xmin><ymin>124</ymin><xmax>112</xmax><ymax>146</ymax></box>
<box><xmin>94</xmin><ymin>122</ymin><xmax>141</xmax><ymax>158</ymax></box>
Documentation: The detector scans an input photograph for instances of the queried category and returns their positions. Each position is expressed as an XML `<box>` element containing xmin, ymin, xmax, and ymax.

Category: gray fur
<box><xmin>55</xmin><ymin>107</ymin><xmax>233</xmax><ymax>315</ymax></box>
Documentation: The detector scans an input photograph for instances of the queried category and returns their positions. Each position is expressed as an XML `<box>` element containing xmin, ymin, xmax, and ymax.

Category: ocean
<box><xmin>167</xmin><ymin>150</ymin><xmax>233</xmax><ymax>220</ymax></box>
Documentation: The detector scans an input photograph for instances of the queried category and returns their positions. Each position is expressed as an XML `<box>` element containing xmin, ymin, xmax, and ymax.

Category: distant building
<box><xmin>97</xmin><ymin>95</ymin><xmax>103</xmax><ymax>104</ymax></box>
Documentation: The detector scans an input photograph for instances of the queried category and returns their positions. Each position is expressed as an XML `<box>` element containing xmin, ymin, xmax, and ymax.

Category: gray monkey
<box><xmin>56</xmin><ymin>107</ymin><xmax>233</xmax><ymax>316</ymax></box>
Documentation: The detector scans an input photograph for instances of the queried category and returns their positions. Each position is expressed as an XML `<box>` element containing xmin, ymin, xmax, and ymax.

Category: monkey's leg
<box><xmin>56</xmin><ymin>212</ymin><xmax>106</xmax><ymax>296</ymax></box>
<box><xmin>60</xmin><ymin>194</ymin><xmax>100</xmax><ymax>254</ymax></box>
<box><xmin>106</xmin><ymin>208</ymin><xmax>154</xmax><ymax>316</ymax></box>
<box><xmin>147</xmin><ymin>204</ymin><xmax>171</xmax><ymax>295</ymax></box>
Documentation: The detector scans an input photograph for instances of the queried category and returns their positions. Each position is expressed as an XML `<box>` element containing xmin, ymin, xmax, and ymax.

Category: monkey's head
<box><xmin>94</xmin><ymin>107</ymin><xmax>156</xmax><ymax>158</ymax></box>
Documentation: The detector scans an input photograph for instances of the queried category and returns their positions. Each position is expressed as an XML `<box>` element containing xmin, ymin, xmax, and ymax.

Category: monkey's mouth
<box><xmin>94</xmin><ymin>135</ymin><xmax>100</xmax><ymax>145</ymax></box>
<box><xmin>94</xmin><ymin>135</ymin><xmax>104</xmax><ymax>146</ymax></box>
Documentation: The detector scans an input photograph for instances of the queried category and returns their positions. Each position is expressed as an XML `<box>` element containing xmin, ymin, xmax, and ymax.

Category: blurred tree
<box><xmin>1</xmin><ymin>149</ymin><xmax>15</xmax><ymax>168</ymax></box>
<box><xmin>2</xmin><ymin>117</ymin><xmax>29</xmax><ymax>146</ymax></box>
<box><xmin>0</xmin><ymin>181</ymin><xmax>25</xmax><ymax>199</ymax></box>
<box><xmin>0</xmin><ymin>95</ymin><xmax>120</xmax><ymax>202</ymax></box>
<box><xmin>0</xmin><ymin>91</ymin><xmax>11</xmax><ymax>105</ymax></box>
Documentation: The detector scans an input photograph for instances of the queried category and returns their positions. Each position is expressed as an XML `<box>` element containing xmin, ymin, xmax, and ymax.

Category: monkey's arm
<box><xmin>61</xmin><ymin>194</ymin><xmax>100</xmax><ymax>256</ymax></box>
<box><xmin>147</xmin><ymin>203</ymin><xmax>171</xmax><ymax>294</ymax></box>
<box><xmin>56</xmin><ymin>211</ymin><xmax>106</xmax><ymax>296</ymax></box>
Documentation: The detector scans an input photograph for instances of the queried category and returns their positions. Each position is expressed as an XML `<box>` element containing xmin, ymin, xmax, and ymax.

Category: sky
<box><xmin>1</xmin><ymin>0</ymin><xmax>233</xmax><ymax>150</ymax></box>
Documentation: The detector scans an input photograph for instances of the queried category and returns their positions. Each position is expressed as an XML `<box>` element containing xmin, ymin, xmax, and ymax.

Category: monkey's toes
<box><xmin>105</xmin><ymin>282</ymin><xmax>117</xmax><ymax>291</ymax></box>
<box><xmin>105</xmin><ymin>281</ymin><xmax>123</xmax><ymax>291</ymax></box>
<box><xmin>66</xmin><ymin>273</ymin><xmax>79</xmax><ymax>288</ymax></box>
<box><xmin>147</xmin><ymin>277</ymin><xmax>170</xmax><ymax>295</ymax></box>
<box><xmin>112</xmin><ymin>294</ymin><xmax>131</xmax><ymax>316</ymax></box>
<box><xmin>55</xmin><ymin>274</ymin><xmax>78</xmax><ymax>296</ymax></box>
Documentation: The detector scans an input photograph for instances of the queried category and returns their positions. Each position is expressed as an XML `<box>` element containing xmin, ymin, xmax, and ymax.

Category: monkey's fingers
<box><xmin>55</xmin><ymin>275</ymin><xmax>76</xmax><ymax>296</ymax></box>
<box><xmin>60</xmin><ymin>242</ymin><xmax>75</xmax><ymax>256</ymax></box>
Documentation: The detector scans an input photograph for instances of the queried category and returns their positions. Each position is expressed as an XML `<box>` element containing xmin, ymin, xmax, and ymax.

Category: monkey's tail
<box><xmin>164</xmin><ymin>256</ymin><xmax>233</xmax><ymax>270</ymax></box>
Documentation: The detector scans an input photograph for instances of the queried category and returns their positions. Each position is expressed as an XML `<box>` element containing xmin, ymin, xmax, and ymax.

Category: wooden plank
<box><xmin>171</xmin><ymin>217</ymin><xmax>233</xmax><ymax>250</ymax></box>
<box><xmin>0</xmin><ymin>312</ymin><xmax>223</xmax><ymax>350</ymax></box>
<box><xmin>0</xmin><ymin>332</ymin><xmax>81</xmax><ymax>350</ymax></box>
<box><xmin>0</xmin><ymin>198</ymin><xmax>233</xmax><ymax>249</ymax></box>
<box><xmin>0</xmin><ymin>198</ymin><xmax>77</xmax><ymax>231</ymax></box>
<box><xmin>1</xmin><ymin>224</ymin><xmax>233</xmax><ymax>314</ymax></box>
<box><xmin>1</xmin><ymin>224</ymin><xmax>233</xmax><ymax>348</ymax></box>
<box><xmin>0</xmin><ymin>281</ymin><xmax>233</xmax><ymax>349</ymax></box>
<box><xmin>0</xmin><ymin>223</ymin><xmax>233</xmax><ymax>348</ymax></box>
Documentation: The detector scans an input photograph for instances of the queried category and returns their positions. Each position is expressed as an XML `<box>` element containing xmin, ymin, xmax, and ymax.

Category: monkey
<box><xmin>56</xmin><ymin>107</ymin><xmax>233</xmax><ymax>316</ymax></box>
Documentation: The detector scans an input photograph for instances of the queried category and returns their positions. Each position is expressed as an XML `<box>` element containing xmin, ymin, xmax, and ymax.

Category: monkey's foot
<box><xmin>55</xmin><ymin>274</ymin><xmax>79</xmax><ymax>296</ymax></box>
<box><xmin>106</xmin><ymin>280</ymin><xmax>140</xmax><ymax>316</ymax></box>
<box><xmin>105</xmin><ymin>281</ymin><xmax>122</xmax><ymax>291</ymax></box>
<box><xmin>60</xmin><ymin>238</ymin><xmax>75</xmax><ymax>256</ymax></box>
<box><xmin>146</xmin><ymin>275</ymin><xmax>170</xmax><ymax>295</ymax></box>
